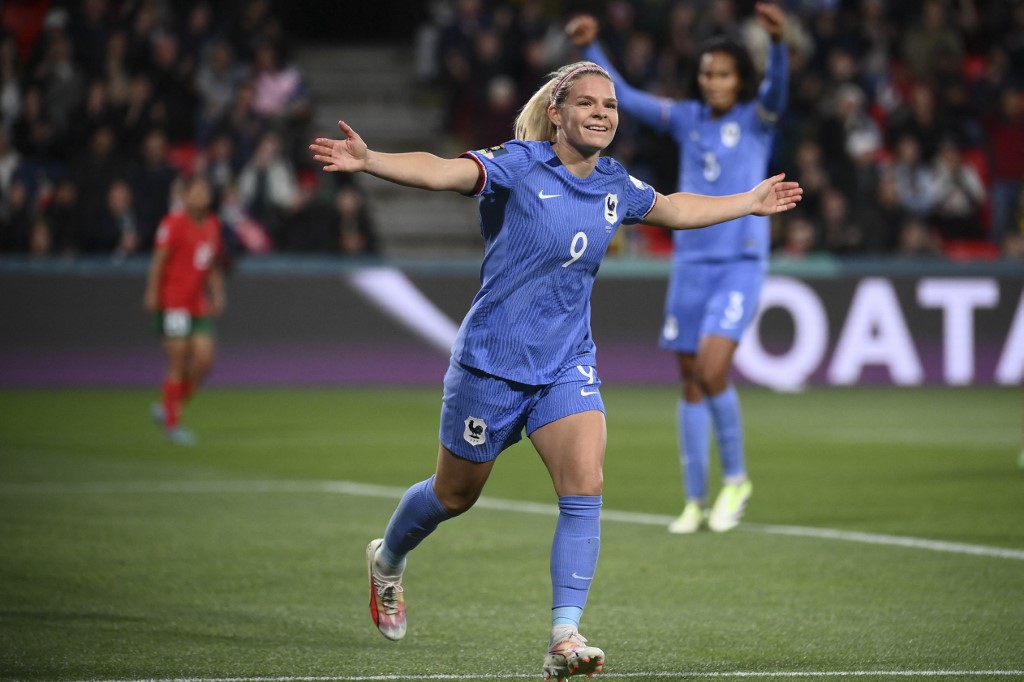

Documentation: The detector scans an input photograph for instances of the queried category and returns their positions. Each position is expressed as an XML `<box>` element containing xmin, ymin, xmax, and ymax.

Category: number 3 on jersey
<box><xmin>562</xmin><ymin>231</ymin><xmax>588</xmax><ymax>268</ymax></box>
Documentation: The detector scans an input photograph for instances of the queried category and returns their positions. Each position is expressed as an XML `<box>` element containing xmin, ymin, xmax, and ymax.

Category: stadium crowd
<box><xmin>0</xmin><ymin>0</ymin><xmax>378</xmax><ymax>260</ymax></box>
<box><xmin>1</xmin><ymin>0</ymin><xmax>1023</xmax><ymax>261</ymax></box>
<box><xmin>417</xmin><ymin>0</ymin><xmax>1024</xmax><ymax>259</ymax></box>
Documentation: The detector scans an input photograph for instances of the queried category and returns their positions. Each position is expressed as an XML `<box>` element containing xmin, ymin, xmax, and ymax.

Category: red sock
<box><xmin>163</xmin><ymin>380</ymin><xmax>184</xmax><ymax>429</ymax></box>
<box><xmin>181</xmin><ymin>380</ymin><xmax>195</xmax><ymax>403</ymax></box>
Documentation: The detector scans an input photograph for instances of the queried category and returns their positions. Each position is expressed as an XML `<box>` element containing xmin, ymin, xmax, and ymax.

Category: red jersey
<box><xmin>155</xmin><ymin>210</ymin><xmax>222</xmax><ymax>315</ymax></box>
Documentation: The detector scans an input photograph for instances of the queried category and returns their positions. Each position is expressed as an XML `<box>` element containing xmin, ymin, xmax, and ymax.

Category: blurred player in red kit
<box><xmin>144</xmin><ymin>175</ymin><xmax>225</xmax><ymax>445</ymax></box>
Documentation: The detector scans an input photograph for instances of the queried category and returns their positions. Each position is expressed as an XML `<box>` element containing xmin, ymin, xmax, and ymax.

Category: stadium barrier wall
<box><xmin>0</xmin><ymin>256</ymin><xmax>1020</xmax><ymax>388</ymax></box>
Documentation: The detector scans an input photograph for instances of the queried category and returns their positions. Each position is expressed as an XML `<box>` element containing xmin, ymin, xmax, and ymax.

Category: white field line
<box><xmin>2</xmin><ymin>479</ymin><xmax>1023</xmax><ymax>562</ymax></box>
<box><xmin>38</xmin><ymin>670</ymin><xmax>1024</xmax><ymax>681</ymax></box>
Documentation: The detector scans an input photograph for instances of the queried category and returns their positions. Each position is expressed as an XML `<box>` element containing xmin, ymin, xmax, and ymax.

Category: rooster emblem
<box><xmin>464</xmin><ymin>417</ymin><xmax>487</xmax><ymax>446</ymax></box>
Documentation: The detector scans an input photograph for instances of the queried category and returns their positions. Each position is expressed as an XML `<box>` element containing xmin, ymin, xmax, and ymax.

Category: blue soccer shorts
<box><xmin>659</xmin><ymin>258</ymin><xmax>766</xmax><ymax>354</ymax></box>
<box><xmin>439</xmin><ymin>361</ymin><xmax>605</xmax><ymax>463</ymax></box>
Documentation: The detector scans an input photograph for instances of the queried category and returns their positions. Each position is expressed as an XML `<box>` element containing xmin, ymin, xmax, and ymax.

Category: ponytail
<box><xmin>513</xmin><ymin>61</ymin><xmax>611</xmax><ymax>142</ymax></box>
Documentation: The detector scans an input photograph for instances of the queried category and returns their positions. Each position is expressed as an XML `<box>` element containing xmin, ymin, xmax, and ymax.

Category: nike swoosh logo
<box><xmin>580</xmin><ymin>388</ymin><xmax>599</xmax><ymax>396</ymax></box>
<box><xmin>538</xmin><ymin>190</ymin><xmax>561</xmax><ymax>199</ymax></box>
<box><xmin>571</xmin><ymin>572</ymin><xmax>593</xmax><ymax>580</ymax></box>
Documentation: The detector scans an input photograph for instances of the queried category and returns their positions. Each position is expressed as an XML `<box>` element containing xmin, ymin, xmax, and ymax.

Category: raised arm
<box><xmin>645</xmin><ymin>173</ymin><xmax>802</xmax><ymax>230</ymax></box>
<box><xmin>309</xmin><ymin>121</ymin><xmax>481</xmax><ymax>194</ymax></box>
<box><xmin>567</xmin><ymin>15</ymin><xmax>673</xmax><ymax>133</ymax></box>
<box><xmin>755</xmin><ymin>2</ymin><xmax>789</xmax><ymax>120</ymax></box>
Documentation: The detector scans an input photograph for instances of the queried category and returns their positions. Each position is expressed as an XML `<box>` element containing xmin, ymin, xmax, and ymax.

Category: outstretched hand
<box><xmin>750</xmin><ymin>173</ymin><xmax>802</xmax><ymax>216</ymax></box>
<box><xmin>309</xmin><ymin>121</ymin><xmax>368</xmax><ymax>173</ymax></box>
<box><xmin>566</xmin><ymin>15</ymin><xmax>599</xmax><ymax>48</ymax></box>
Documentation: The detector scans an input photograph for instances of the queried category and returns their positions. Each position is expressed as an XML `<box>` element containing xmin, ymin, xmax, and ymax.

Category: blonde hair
<box><xmin>513</xmin><ymin>61</ymin><xmax>612</xmax><ymax>142</ymax></box>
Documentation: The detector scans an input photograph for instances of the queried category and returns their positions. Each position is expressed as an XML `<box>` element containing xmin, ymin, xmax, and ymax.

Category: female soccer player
<box><xmin>310</xmin><ymin>61</ymin><xmax>800</xmax><ymax>681</ymax></box>
<box><xmin>569</xmin><ymin>3</ymin><xmax>790</xmax><ymax>534</ymax></box>
<box><xmin>144</xmin><ymin>175</ymin><xmax>225</xmax><ymax>446</ymax></box>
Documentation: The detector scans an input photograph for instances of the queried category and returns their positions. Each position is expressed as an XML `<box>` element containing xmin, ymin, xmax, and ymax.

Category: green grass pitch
<box><xmin>1</xmin><ymin>386</ymin><xmax>1022</xmax><ymax>681</ymax></box>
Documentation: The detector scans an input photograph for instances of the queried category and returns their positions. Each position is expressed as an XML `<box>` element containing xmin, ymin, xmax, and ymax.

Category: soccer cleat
<box><xmin>542</xmin><ymin>625</ymin><xmax>604</xmax><ymax>681</ymax></box>
<box><xmin>150</xmin><ymin>402</ymin><xmax>166</xmax><ymax>425</ymax></box>
<box><xmin>366</xmin><ymin>538</ymin><xmax>406</xmax><ymax>641</ymax></box>
<box><xmin>707</xmin><ymin>481</ymin><xmax>752</xmax><ymax>532</ymax></box>
<box><xmin>165</xmin><ymin>426</ymin><xmax>197</xmax><ymax>446</ymax></box>
<box><xmin>667</xmin><ymin>502</ymin><xmax>705</xmax><ymax>534</ymax></box>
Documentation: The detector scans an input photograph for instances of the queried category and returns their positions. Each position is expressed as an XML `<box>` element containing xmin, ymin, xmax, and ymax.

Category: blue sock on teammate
<box><xmin>679</xmin><ymin>399</ymin><xmax>711</xmax><ymax>502</ymax></box>
<box><xmin>380</xmin><ymin>475</ymin><xmax>450</xmax><ymax>572</ymax></box>
<box><xmin>550</xmin><ymin>495</ymin><xmax>601</xmax><ymax>628</ymax></box>
<box><xmin>707</xmin><ymin>386</ymin><xmax>746</xmax><ymax>483</ymax></box>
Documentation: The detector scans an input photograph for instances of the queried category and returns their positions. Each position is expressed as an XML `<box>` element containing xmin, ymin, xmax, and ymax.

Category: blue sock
<box><xmin>550</xmin><ymin>495</ymin><xmax>601</xmax><ymax>627</ymax></box>
<box><xmin>381</xmin><ymin>475</ymin><xmax>450</xmax><ymax>567</ymax></box>
<box><xmin>708</xmin><ymin>386</ymin><xmax>746</xmax><ymax>481</ymax></box>
<box><xmin>679</xmin><ymin>399</ymin><xmax>711</xmax><ymax>502</ymax></box>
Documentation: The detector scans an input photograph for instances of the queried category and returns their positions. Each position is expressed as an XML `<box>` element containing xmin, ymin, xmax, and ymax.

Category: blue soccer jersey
<box><xmin>456</xmin><ymin>139</ymin><xmax>657</xmax><ymax>385</ymax></box>
<box><xmin>583</xmin><ymin>42</ymin><xmax>788</xmax><ymax>263</ymax></box>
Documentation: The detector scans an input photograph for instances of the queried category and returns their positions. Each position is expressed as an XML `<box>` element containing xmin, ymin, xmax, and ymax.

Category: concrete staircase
<box><xmin>296</xmin><ymin>43</ymin><xmax>482</xmax><ymax>259</ymax></box>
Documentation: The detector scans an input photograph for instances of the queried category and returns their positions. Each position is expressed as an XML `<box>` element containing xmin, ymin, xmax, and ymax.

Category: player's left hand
<box><xmin>754</xmin><ymin>2</ymin><xmax>786</xmax><ymax>41</ymax></box>
<box><xmin>310</xmin><ymin>121</ymin><xmax>368</xmax><ymax>173</ymax></box>
<box><xmin>750</xmin><ymin>173</ymin><xmax>802</xmax><ymax>216</ymax></box>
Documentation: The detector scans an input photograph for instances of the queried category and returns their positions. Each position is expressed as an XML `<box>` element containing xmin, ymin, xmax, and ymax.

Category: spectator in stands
<box><xmin>929</xmin><ymin>136</ymin><xmax>987</xmax><ymax>241</ymax></box>
<box><xmin>91</xmin><ymin>178</ymin><xmax>139</xmax><ymax>258</ymax></box>
<box><xmin>819</xmin><ymin>186</ymin><xmax>865</xmax><ymax>255</ymax></box>
<box><xmin>100</xmin><ymin>29</ymin><xmax>131</xmax><ymax>109</ymax></box>
<box><xmin>212</xmin><ymin>81</ymin><xmax>264</xmax><ymax>169</ymax></box>
<box><xmin>195</xmin><ymin>40</ymin><xmax>248</xmax><ymax>144</ymax></box>
<box><xmin>130</xmin><ymin>128</ymin><xmax>178</xmax><ymax>249</ymax></box>
<box><xmin>148</xmin><ymin>31</ymin><xmax>198</xmax><ymax>143</ymax></box>
<box><xmin>0</xmin><ymin>31</ymin><xmax>22</xmax><ymax>127</ymax></box>
<box><xmin>117</xmin><ymin>73</ymin><xmax>166</xmax><ymax>155</ymax></box>
<box><xmin>985</xmin><ymin>87</ymin><xmax>1024</xmax><ymax>244</ymax></box>
<box><xmin>236</xmin><ymin>129</ymin><xmax>298</xmax><ymax>246</ymax></box>
<box><xmin>778</xmin><ymin>211</ymin><xmax>818</xmax><ymax>259</ymax></box>
<box><xmin>10</xmin><ymin>85</ymin><xmax>62</xmax><ymax>167</ymax></box>
<box><xmin>71</xmin><ymin>124</ymin><xmax>124</xmax><ymax>232</ymax></box>
<box><xmin>898</xmin><ymin>216</ymin><xmax>943</xmax><ymax>258</ymax></box>
<box><xmin>888</xmin><ymin>134</ymin><xmax>936</xmax><ymax>219</ymax></box>
<box><xmin>36</xmin><ymin>178</ymin><xmax>80</xmax><ymax>257</ymax></box>
<box><xmin>858</xmin><ymin>171</ymin><xmax>909</xmax><ymax>253</ymax></box>
<box><xmin>0</xmin><ymin>176</ymin><xmax>33</xmax><ymax>253</ymax></box>
<box><xmin>30</xmin><ymin>27</ymin><xmax>85</xmax><ymax>140</ymax></box>
<box><xmin>334</xmin><ymin>184</ymin><xmax>379</xmax><ymax>256</ymax></box>
<box><xmin>901</xmin><ymin>0</ymin><xmax>964</xmax><ymax>84</ymax></box>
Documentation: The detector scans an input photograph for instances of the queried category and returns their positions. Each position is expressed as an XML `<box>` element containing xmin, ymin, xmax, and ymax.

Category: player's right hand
<box><xmin>566</xmin><ymin>15</ymin><xmax>598</xmax><ymax>48</ymax></box>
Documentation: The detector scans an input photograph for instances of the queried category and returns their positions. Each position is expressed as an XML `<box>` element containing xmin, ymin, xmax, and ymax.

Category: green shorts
<box><xmin>153</xmin><ymin>310</ymin><xmax>214</xmax><ymax>338</ymax></box>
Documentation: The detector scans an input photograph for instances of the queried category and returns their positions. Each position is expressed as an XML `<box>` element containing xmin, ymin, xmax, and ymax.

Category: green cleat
<box><xmin>667</xmin><ymin>502</ymin><xmax>705</xmax><ymax>534</ymax></box>
<box><xmin>708</xmin><ymin>481</ymin><xmax>752</xmax><ymax>532</ymax></box>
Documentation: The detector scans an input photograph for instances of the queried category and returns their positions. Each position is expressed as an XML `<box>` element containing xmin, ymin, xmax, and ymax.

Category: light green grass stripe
<box><xmin>3</xmin><ymin>478</ymin><xmax>1023</xmax><ymax>561</ymax></box>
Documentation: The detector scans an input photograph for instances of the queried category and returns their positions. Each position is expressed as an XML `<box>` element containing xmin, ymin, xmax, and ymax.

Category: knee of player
<box><xmin>435</xmin><ymin>488</ymin><xmax>480</xmax><ymax>516</ymax></box>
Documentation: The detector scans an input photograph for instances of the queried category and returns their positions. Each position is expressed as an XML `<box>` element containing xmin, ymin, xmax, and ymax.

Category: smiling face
<box><xmin>698</xmin><ymin>50</ymin><xmax>742</xmax><ymax>114</ymax></box>
<box><xmin>549</xmin><ymin>73</ymin><xmax>618</xmax><ymax>156</ymax></box>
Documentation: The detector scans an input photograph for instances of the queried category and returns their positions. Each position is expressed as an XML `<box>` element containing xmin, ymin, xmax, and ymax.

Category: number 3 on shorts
<box><xmin>163</xmin><ymin>309</ymin><xmax>192</xmax><ymax>338</ymax></box>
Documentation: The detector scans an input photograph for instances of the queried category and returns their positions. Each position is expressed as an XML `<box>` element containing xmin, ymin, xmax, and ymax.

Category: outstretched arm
<box><xmin>567</xmin><ymin>15</ymin><xmax>674</xmax><ymax>133</ymax></box>
<box><xmin>755</xmin><ymin>2</ymin><xmax>789</xmax><ymax>120</ymax></box>
<box><xmin>309</xmin><ymin>121</ymin><xmax>480</xmax><ymax>194</ymax></box>
<box><xmin>644</xmin><ymin>173</ymin><xmax>802</xmax><ymax>230</ymax></box>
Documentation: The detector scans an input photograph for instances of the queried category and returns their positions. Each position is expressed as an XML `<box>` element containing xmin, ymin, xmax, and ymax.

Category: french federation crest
<box><xmin>721</xmin><ymin>122</ymin><xmax>741</xmax><ymax>148</ymax></box>
<box><xmin>464</xmin><ymin>417</ymin><xmax>487</xmax><ymax>446</ymax></box>
<box><xmin>604</xmin><ymin>193</ymin><xmax>618</xmax><ymax>224</ymax></box>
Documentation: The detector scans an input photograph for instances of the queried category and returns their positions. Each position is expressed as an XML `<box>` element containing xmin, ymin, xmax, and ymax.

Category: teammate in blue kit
<box><xmin>569</xmin><ymin>3</ymin><xmax>790</xmax><ymax>534</ymax></box>
<box><xmin>310</xmin><ymin>60</ymin><xmax>800</xmax><ymax>681</ymax></box>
